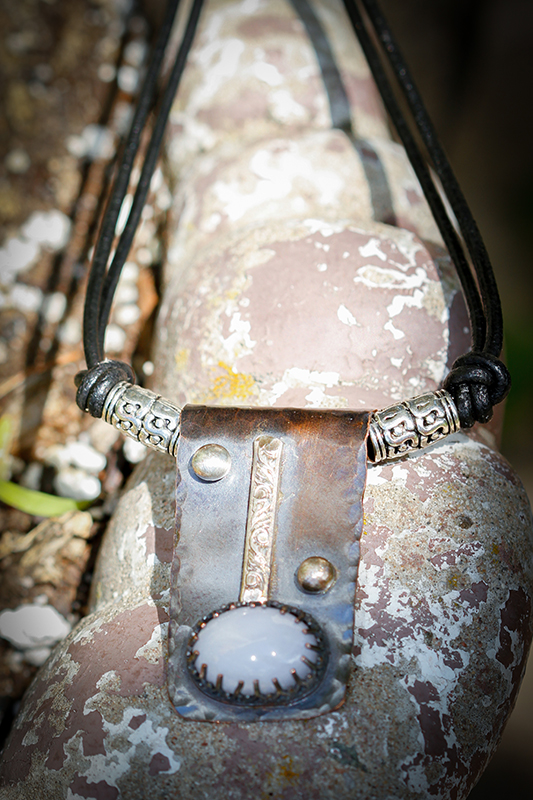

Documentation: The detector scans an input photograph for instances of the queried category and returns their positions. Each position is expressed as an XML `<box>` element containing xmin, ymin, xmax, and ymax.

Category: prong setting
<box><xmin>185</xmin><ymin>601</ymin><xmax>328</xmax><ymax>707</ymax></box>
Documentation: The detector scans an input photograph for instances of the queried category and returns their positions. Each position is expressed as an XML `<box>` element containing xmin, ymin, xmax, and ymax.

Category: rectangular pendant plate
<box><xmin>168</xmin><ymin>406</ymin><xmax>369</xmax><ymax>722</ymax></box>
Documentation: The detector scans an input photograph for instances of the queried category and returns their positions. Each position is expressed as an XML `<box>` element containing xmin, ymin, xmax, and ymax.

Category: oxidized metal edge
<box><xmin>167</xmin><ymin>406</ymin><xmax>370</xmax><ymax>722</ymax></box>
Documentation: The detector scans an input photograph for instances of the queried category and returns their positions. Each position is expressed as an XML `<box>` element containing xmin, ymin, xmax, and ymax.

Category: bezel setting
<box><xmin>186</xmin><ymin>600</ymin><xmax>328</xmax><ymax>707</ymax></box>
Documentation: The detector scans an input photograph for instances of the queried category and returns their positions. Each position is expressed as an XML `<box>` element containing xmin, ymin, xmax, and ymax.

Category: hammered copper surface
<box><xmin>169</xmin><ymin>406</ymin><xmax>369</xmax><ymax>720</ymax></box>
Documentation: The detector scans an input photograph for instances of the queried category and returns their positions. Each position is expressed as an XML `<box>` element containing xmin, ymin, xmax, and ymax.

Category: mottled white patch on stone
<box><xmin>108</xmin><ymin>482</ymin><xmax>156</xmax><ymax>574</ymax></box>
<box><xmin>250</xmin><ymin>61</ymin><xmax>283</xmax><ymax>86</ymax></box>
<box><xmin>203</xmin><ymin>211</ymin><xmax>222</xmax><ymax>232</ymax></box>
<box><xmin>391</xmin><ymin>465</ymin><xmax>409</xmax><ymax>483</ymax></box>
<box><xmin>194</xmin><ymin>38</ymin><xmax>245</xmax><ymax>105</ymax></box>
<box><xmin>402</xmin><ymin>762</ymin><xmax>430</xmax><ymax>795</ymax></box>
<box><xmin>241</xmin><ymin>247</ymin><xmax>276</xmax><ymax>270</ymax></box>
<box><xmin>265</xmin><ymin>366</ymin><xmax>341</xmax><ymax>404</ymax></box>
<box><xmin>424</xmin><ymin>357</ymin><xmax>445</xmax><ymax>384</ymax></box>
<box><xmin>213</xmin><ymin>148</ymin><xmax>345</xmax><ymax>221</ymax></box>
<box><xmin>337</xmin><ymin>304</ymin><xmax>359</xmax><ymax>326</ymax></box>
<box><xmin>220</xmin><ymin>311</ymin><xmax>256</xmax><ymax>359</ymax></box>
<box><xmin>365</xmin><ymin>465</ymin><xmax>387</xmax><ymax>486</ymax></box>
<box><xmin>167</xmin><ymin>116</ymin><xmax>216</xmax><ymax>161</ymax></box>
<box><xmin>269</xmin><ymin>89</ymin><xmax>306</xmax><ymax>122</ymax></box>
<box><xmin>354</xmin><ymin>265</ymin><xmax>428</xmax><ymax>291</ymax></box>
<box><xmin>135</xmin><ymin>622</ymin><xmax>167</xmax><ymax>664</ymax></box>
<box><xmin>317</xmin><ymin>713</ymin><xmax>350</xmax><ymax>739</ymax></box>
<box><xmin>303</xmin><ymin>219</ymin><xmax>345</xmax><ymax>237</ymax></box>
<box><xmin>389</xmin><ymin>228</ymin><xmax>425</xmax><ymax>269</ymax></box>
<box><xmin>69</xmin><ymin>705</ymin><xmax>181</xmax><ymax>788</ymax></box>
<box><xmin>384</xmin><ymin>319</ymin><xmax>405</xmax><ymax>340</ymax></box>
<box><xmin>304</xmin><ymin>386</ymin><xmax>346</xmax><ymax>408</ymax></box>
<box><xmin>386</xmin><ymin>290</ymin><xmax>424</xmax><ymax>318</ymax></box>
<box><xmin>358</xmin><ymin>237</ymin><xmax>387</xmax><ymax>261</ymax></box>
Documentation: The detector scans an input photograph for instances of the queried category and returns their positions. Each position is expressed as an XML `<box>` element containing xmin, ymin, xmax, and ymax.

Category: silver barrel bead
<box><xmin>368</xmin><ymin>389</ymin><xmax>460</xmax><ymax>463</ymax></box>
<box><xmin>102</xmin><ymin>382</ymin><xmax>182</xmax><ymax>458</ymax></box>
<box><xmin>101</xmin><ymin>384</ymin><xmax>459</xmax><ymax>463</ymax></box>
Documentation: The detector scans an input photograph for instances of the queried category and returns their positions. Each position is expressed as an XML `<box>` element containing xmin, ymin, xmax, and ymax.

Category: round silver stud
<box><xmin>297</xmin><ymin>557</ymin><xmax>336</xmax><ymax>594</ymax></box>
<box><xmin>191</xmin><ymin>443</ymin><xmax>231</xmax><ymax>482</ymax></box>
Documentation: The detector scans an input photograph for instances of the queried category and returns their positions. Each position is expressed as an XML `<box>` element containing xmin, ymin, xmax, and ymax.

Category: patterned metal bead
<box><xmin>102</xmin><ymin>382</ymin><xmax>182</xmax><ymax>457</ymax></box>
<box><xmin>368</xmin><ymin>389</ymin><xmax>460</xmax><ymax>463</ymax></box>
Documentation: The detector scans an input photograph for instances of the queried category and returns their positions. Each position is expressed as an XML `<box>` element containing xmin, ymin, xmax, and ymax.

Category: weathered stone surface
<box><xmin>0</xmin><ymin>1</ymin><xmax>531</xmax><ymax>798</ymax></box>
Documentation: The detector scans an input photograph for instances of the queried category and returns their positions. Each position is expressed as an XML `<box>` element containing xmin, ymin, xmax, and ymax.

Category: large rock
<box><xmin>1</xmin><ymin>1</ymin><xmax>531</xmax><ymax>798</ymax></box>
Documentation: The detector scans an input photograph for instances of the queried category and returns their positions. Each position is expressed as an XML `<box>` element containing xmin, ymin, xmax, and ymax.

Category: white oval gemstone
<box><xmin>193</xmin><ymin>605</ymin><xmax>318</xmax><ymax>696</ymax></box>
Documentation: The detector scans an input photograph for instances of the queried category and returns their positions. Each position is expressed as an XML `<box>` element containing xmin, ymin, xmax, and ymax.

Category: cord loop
<box><xmin>75</xmin><ymin>361</ymin><xmax>136</xmax><ymax>418</ymax></box>
<box><xmin>443</xmin><ymin>352</ymin><xmax>511</xmax><ymax>428</ymax></box>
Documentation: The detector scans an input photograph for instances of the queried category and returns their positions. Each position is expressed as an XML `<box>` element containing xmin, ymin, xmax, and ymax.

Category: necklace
<box><xmin>74</xmin><ymin>0</ymin><xmax>510</xmax><ymax>721</ymax></box>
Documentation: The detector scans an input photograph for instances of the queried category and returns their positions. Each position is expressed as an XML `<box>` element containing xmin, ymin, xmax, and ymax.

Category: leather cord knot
<box><xmin>443</xmin><ymin>352</ymin><xmax>511</xmax><ymax>428</ymax></box>
<box><xmin>75</xmin><ymin>361</ymin><xmax>136</xmax><ymax>418</ymax></box>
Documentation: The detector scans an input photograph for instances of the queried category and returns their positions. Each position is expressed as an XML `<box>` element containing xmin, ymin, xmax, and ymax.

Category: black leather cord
<box><xmin>75</xmin><ymin>360</ymin><xmax>136</xmax><ymax>418</ymax></box>
<box><xmin>76</xmin><ymin>0</ymin><xmax>204</xmax><ymax>415</ymax></box>
<box><xmin>342</xmin><ymin>0</ymin><xmax>510</xmax><ymax>424</ymax></box>
<box><xmin>77</xmin><ymin>0</ymin><xmax>510</xmax><ymax>427</ymax></box>
<box><xmin>358</xmin><ymin>0</ymin><xmax>504</xmax><ymax>357</ymax></box>
<box><xmin>83</xmin><ymin>0</ymin><xmax>182</xmax><ymax>370</ymax></box>
<box><xmin>96</xmin><ymin>0</ymin><xmax>205</xmax><ymax>357</ymax></box>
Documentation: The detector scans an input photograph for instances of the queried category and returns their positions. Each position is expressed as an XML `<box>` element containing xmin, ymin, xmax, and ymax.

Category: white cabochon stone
<box><xmin>194</xmin><ymin>605</ymin><xmax>318</xmax><ymax>696</ymax></box>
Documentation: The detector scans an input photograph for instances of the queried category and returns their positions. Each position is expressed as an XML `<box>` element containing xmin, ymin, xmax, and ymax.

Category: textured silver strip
<box><xmin>102</xmin><ymin>382</ymin><xmax>181</xmax><ymax>457</ymax></box>
<box><xmin>368</xmin><ymin>389</ymin><xmax>460</xmax><ymax>463</ymax></box>
<box><xmin>240</xmin><ymin>435</ymin><xmax>284</xmax><ymax>604</ymax></box>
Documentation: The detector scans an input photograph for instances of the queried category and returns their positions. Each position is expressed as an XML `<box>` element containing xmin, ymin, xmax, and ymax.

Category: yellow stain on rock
<box><xmin>174</xmin><ymin>348</ymin><xmax>190</xmax><ymax>371</ymax></box>
<box><xmin>211</xmin><ymin>361</ymin><xmax>256</xmax><ymax>402</ymax></box>
<box><xmin>278</xmin><ymin>755</ymin><xmax>299</xmax><ymax>783</ymax></box>
<box><xmin>261</xmin><ymin>755</ymin><xmax>300</xmax><ymax>797</ymax></box>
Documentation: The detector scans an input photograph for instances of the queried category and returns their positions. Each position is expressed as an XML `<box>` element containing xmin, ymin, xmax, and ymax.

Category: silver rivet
<box><xmin>191</xmin><ymin>444</ymin><xmax>231</xmax><ymax>482</ymax></box>
<box><xmin>297</xmin><ymin>557</ymin><xmax>336</xmax><ymax>594</ymax></box>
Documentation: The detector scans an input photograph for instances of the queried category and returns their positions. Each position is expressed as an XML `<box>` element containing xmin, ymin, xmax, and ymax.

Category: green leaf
<box><xmin>0</xmin><ymin>480</ymin><xmax>90</xmax><ymax>517</ymax></box>
<box><xmin>0</xmin><ymin>416</ymin><xmax>14</xmax><ymax>481</ymax></box>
